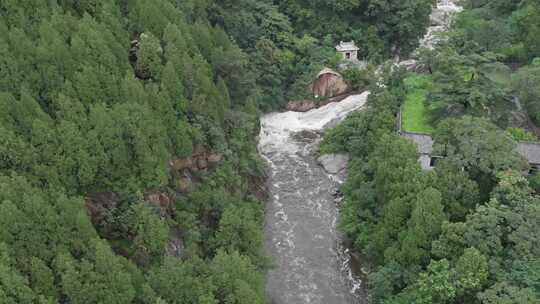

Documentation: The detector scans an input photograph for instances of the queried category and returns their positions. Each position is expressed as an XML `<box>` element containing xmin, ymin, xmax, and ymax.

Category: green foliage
<box><xmin>210</xmin><ymin>0</ymin><xmax>433</xmax><ymax>108</ymax></box>
<box><xmin>434</xmin><ymin>116</ymin><xmax>524</xmax><ymax>178</ymax></box>
<box><xmin>504</xmin><ymin>259</ymin><xmax>540</xmax><ymax>293</ymax></box>
<box><xmin>208</xmin><ymin>250</ymin><xmax>265</xmax><ymax>304</ymax></box>
<box><xmin>478</xmin><ymin>282</ymin><xmax>539</xmax><ymax>304</ymax></box>
<box><xmin>148</xmin><ymin>257</ymin><xmax>216</xmax><ymax>303</ymax></box>
<box><xmin>0</xmin><ymin>1</ymin><xmax>267</xmax><ymax>302</ymax></box>
<box><xmin>506</xmin><ymin>128</ymin><xmax>537</xmax><ymax>142</ymax></box>
<box><xmin>512</xmin><ymin>63</ymin><xmax>540</xmax><ymax>125</ymax></box>
<box><xmin>135</xmin><ymin>32</ymin><xmax>163</xmax><ymax>80</ymax></box>
<box><xmin>430</xmin><ymin>161</ymin><xmax>480</xmax><ymax>221</ymax></box>
<box><xmin>455</xmin><ymin>248</ymin><xmax>489</xmax><ymax>294</ymax></box>
<box><xmin>212</xmin><ymin>201</ymin><xmax>264</xmax><ymax>266</ymax></box>
<box><xmin>342</xmin><ymin>66</ymin><xmax>375</xmax><ymax>91</ymax></box>
<box><xmin>58</xmin><ymin>240</ymin><xmax>136</xmax><ymax>304</ymax></box>
<box><xmin>321</xmin><ymin>68</ymin><xmax>405</xmax><ymax>156</ymax></box>
<box><xmin>401</xmin><ymin>73</ymin><xmax>434</xmax><ymax>134</ymax></box>
<box><xmin>327</xmin><ymin>7</ymin><xmax>540</xmax><ymax>296</ymax></box>
<box><xmin>131</xmin><ymin>203</ymin><xmax>169</xmax><ymax>266</ymax></box>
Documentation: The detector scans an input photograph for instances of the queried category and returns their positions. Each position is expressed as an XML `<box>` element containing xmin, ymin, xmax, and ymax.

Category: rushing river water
<box><xmin>259</xmin><ymin>93</ymin><xmax>370</xmax><ymax>304</ymax></box>
<box><xmin>260</xmin><ymin>2</ymin><xmax>462</xmax><ymax>303</ymax></box>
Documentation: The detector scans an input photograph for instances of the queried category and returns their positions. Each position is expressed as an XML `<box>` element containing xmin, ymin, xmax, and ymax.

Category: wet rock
<box><xmin>286</xmin><ymin>100</ymin><xmax>317</xmax><ymax>112</ymax></box>
<box><xmin>317</xmin><ymin>154</ymin><xmax>350</xmax><ymax>174</ymax></box>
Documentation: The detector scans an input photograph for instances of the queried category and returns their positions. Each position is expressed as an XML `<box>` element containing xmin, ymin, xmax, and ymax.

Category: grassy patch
<box><xmin>401</xmin><ymin>73</ymin><xmax>434</xmax><ymax>134</ymax></box>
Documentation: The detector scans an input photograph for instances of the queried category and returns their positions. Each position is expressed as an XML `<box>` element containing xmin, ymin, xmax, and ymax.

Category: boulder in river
<box><xmin>317</xmin><ymin>153</ymin><xmax>350</xmax><ymax>174</ymax></box>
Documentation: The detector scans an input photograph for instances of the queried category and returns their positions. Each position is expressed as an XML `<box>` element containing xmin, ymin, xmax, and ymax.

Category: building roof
<box><xmin>517</xmin><ymin>143</ymin><xmax>540</xmax><ymax>165</ymax></box>
<box><xmin>402</xmin><ymin>132</ymin><xmax>434</xmax><ymax>155</ymax></box>
<box><xmin>401</xmin><ymin>133</ymin><xmax>540</xmax><ymax>166</ymax></box>
<box><xmin>336</xmin><ymin>41</ymin><xmax>360</xmax><ymax>52</ymax></box>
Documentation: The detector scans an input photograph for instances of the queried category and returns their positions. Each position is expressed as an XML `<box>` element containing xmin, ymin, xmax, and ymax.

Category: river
<box><xmin>260</xmin><ymin>1</ymin><xmax>462</xmax><ymax>303</ymax></box>
<box><xmin>259</xmin><ymin>93</ymin><xmax>370</xmax><ymax>304</ymax></box>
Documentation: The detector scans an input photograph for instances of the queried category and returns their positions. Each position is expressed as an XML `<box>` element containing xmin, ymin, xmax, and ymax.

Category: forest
<box><xmin>322</xmin><ymin>0</ymin><xmax>540</xmax><ymax>303</ymax></box>
<box><xmin>0</xmin><ymin>0</ymin><xmax>439</xmax><ymax>303</ymax></box>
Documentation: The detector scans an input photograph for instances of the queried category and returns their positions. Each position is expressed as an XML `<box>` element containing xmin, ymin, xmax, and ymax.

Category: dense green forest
<box><xmin>323</xmin><ymin>0</ymin><xmax>540</xmax><ymax>303</ymax></box>
<box><xmin>0</xmin><ymin>0</ymin><xmax>439</xmax><ymax>303</ymax></box>
<box><xmin>0</xmin><ymin>1</ymin><xmax>268</xmax><ymax>303</ymax></box>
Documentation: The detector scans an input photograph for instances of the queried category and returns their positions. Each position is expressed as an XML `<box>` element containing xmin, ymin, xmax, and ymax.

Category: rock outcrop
<box><xmin>85</xmin><ymin>192</ymin><xmax>121</xmax><ymax>228</ymax></box>
<box><xmin>317</xmin><ymin>154</ymin><xmax>350</xmax><ymax>174</ymax></box>
<box><xmin>286</xmin><ymin>100</ymin><xmax>317</xmax><ymax>112</ymax></box>
<box><xmin>145</xmin><ymin>191</ymin><xmax>173</xmax><ymax>216</ymax></box>
<box><xmin>311</xmin><ymin>68</ymin><xmax>349</xmax><ymax>98</ymax></box>
<box><xmin>169</xmin><ymin>147</ymin><xmax>223</xmax><ymax>175</ymax></box>
<box><xmin>169</xmin><ymin>146</ymin><xmax>223</xmax><ymax>194</ymax></box>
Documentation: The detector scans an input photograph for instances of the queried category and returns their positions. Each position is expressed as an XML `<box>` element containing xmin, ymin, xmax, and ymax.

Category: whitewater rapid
<box><xmin>260</xmin><ymin>93</ymin><xmax>369</xmax><ymax>304</ymax></box>
<box><xmin>421</xmin><ymin>0</ymin><xmax>463</xmax><ymax>49</ymax></box>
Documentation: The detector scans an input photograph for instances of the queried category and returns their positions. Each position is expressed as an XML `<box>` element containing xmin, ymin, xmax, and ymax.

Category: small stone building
<box><xmin>402</xmin><ymin>132</ymin><xmax>438</xmax><ymax>170</ymax></box>
<box><xmin>336</xmin><ymin>41</ymin><xmax>359</xmax><ymax>61</ymax></box>
<box><xmin>311</xmin><ymin>68</ymin><xmax>349</xmax><ymax>98</ymax></box>
<box><xmin>403</xmin><ymin>133</ymin><xmax>540</xmax><ymax>173</ymax></box>
<box><xmin>516</xmin><ymin>143</ymin><xmax>540</xmax><ymax>174</ymax></box>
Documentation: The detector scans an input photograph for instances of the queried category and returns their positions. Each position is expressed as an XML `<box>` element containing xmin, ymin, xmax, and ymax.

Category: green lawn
<box><xmin>401</xmin><ymin>73</ymin><xmax>435</xmax><ymax>134</ymax></box>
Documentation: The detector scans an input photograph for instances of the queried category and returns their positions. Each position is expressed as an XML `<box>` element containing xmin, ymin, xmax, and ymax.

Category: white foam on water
<box><xmin>258</xmin><ymin>92</ymin><xmax>370</xmax><ymax>155</ymax></box>
<box><xmin>421</xmin><ymin>0</ymin><xmax>463</xmax><ymax>49</ymax></box>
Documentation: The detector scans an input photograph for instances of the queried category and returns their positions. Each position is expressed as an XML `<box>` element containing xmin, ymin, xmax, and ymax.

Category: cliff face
<box><xmin>84</xmin><ymin>146</ymin><xmax>224</xmax><ymax>257</ymax></box>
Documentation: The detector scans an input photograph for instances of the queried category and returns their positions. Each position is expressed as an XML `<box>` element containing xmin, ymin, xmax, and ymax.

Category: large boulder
<box><xmin>311</xmin><ymin>68</ymin><xmax>349</xmax><ymax>98</ymax></box>
<box><xmin>317</xmin><ymin>154</ymin><xmax>350</xmax><ymax>174</ymax></box>
<box><xmin>286</xmin><ymin>100</ymin><xmax>317</xmax><ymax>112</ymax></box>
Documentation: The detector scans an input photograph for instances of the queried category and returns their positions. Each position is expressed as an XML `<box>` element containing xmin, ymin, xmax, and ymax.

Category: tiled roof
<box><xmin>336</xmin><ymin>41</ymin><xmax>360</xmax><ymax>52</ymax></box>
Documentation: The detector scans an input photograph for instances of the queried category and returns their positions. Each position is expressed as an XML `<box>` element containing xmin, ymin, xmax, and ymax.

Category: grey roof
<box><xmin>336</xmin><ymin>41</ymin><xmax>360</xmax><ymax>52</ymax></box>
<box><xmin>402</xmin><ymin>132</ymin><xmax>434</xmax><ymax>155</ymax></box>
<box><xmin>517</xmin><ymin>143</ymin><xmax>540</xmax><ymax>165</ymax></box>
